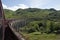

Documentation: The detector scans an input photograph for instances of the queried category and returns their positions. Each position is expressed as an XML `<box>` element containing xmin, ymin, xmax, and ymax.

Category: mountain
<box><xmin>4</xmin><ymin>9</ymin><xmax>15</xmax><ymax>18</ymax></box>
<box><xmin>4</xmin><ymin>8</ymin><xmax>60</xmax><ymax>20</ymax></box>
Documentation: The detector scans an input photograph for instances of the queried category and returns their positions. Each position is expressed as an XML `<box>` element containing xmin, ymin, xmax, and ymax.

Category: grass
<box><xmin>21</xmin><ymin>32</ymin><xmax>60</xmax><ymax>40</ymax></box>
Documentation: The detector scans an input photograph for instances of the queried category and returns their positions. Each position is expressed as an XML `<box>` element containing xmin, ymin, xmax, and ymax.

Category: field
<box><xmin>21</xmin><ymin>32</ymin><xmax>60</xmax><ymax>40</ymax></box>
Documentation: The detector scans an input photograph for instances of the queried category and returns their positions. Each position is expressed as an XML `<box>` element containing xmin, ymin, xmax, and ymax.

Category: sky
<box><xmin>2</xmin><ymin>0</ymin><xmax>60</xmax><ymax>11</ymax></box>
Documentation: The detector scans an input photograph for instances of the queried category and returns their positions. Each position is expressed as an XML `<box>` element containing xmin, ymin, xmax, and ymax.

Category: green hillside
<box><xmin>4</xmin><ymin>8</ymin><xmax>59</xmax><ymax>19</ymax></box>
<box><xmin>4</xmin><ymin>8</ymin><xmax>60</xmax><ymax>40</ymax></box>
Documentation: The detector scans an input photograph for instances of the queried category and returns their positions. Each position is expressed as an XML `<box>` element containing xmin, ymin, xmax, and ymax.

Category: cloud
<box><xmin>29</xmin><ymin>0</ymin><xmax>60</xmax><ymax>10</ymax></box>
<box><xmin>2</xmin><ymin>4</ymin><xmax>29</xmax><ymax>11</ymax></box>
<box><xmin>2</xmin><ymin>0</ymin><xmax>60</xmax><ymax>10</ymax></box>
<box><xmin>29</xmin><ymin>0</ymin><xmax>50</xmax><ymax>8</ymax></box>
<box><xmin>2</xmin><ymin>4</ymin><xmax>8</xmax><ymax>9</ymax></box>
<box><xmin>52</xmin><ymin>5</ymin><xmax>60</xmax><ymax>10</ymax></box>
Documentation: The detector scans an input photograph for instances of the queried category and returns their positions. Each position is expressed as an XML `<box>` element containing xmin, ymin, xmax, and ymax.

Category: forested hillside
<box><xmin>4</xmin><ymin>8</ymin><xmax>60</xmax><ymax>19</ymax></box>
<box><xmin>4</xmin><ymin>8</ymin><xmax>60</xmax><ymax>40</ymax></box>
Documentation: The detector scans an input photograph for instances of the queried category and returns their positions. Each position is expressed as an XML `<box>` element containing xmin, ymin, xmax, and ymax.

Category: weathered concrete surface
<box><xmin>0</xmin><ymin>25</ymin><xmax>25</xmax><ymax>40</ymax></box>
<box><xmin>0</xmin><ymin>26</ymin><xmax>3</xmax><ymax>40</ymax></box>
<box><xmin>4</xmin><ymin>26</ymin><xmax>20</xmax><ymax>40</ymax></box>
